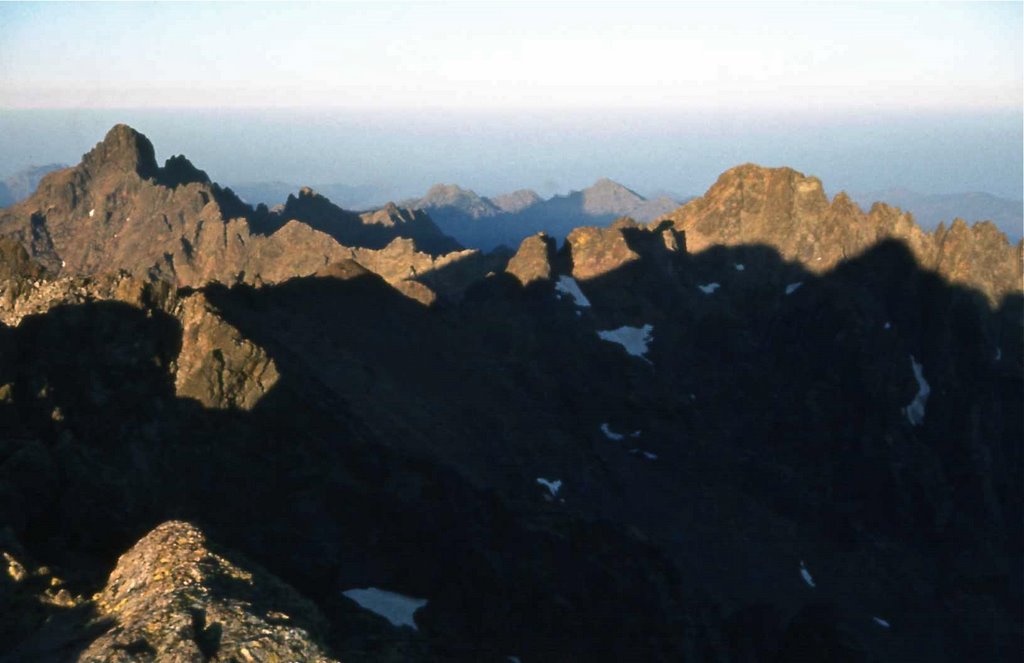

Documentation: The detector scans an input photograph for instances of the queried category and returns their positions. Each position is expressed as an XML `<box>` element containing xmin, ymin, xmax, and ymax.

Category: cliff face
<box><xmin>660</xmin><ymin>164</ymin><xmax>1022</xmax><ymax>305</ymax></box>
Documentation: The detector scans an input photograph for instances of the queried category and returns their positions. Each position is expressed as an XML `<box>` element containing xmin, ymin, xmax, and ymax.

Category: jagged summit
<box><xmin>0</xmin><ymin>124</ymin><xmax>469</xmax><ymax>289</ymax></box>
<box><xmin>660</xmin><ymin>162</ymin><xmax>1022</xmax><ymax>304</ymax></box>
<box><xmin>82</xmin><ymin>123</ymin><xmax>161</xmax><ymax>179</ymax></box>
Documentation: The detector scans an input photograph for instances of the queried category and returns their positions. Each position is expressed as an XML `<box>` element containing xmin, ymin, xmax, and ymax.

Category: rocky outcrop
<box><xmin>0</xmin><ymin>269</ymin><xmax>173</xmax><ymax>328</ymax></box>
<box><xmin>659</xmin><ymin>164</ymin><xmax>1023</xmax><ymax>304</ymax></box>
<box><xmin>506</xmin><ymin>232</ymin><xmax>557</xmax><ymax>285</ymax></box>
<box><xmin>564</xmin><ymin>223</ymin><xmax>641</xmax><ymax>281</ymax></box>
<box><xmin>83</xmin><ymin>521</ymin><xmax>336</xmax><ymax>662</ymax></box>
<box><xmin>174</xmin><ymin>293</ymin><xmax>279</xmax><ymax>410</ymax></box>
<box><xmin>5</xmin><ymin>521</ymin><xmax>338</xmax><ymax>662</ymax></box>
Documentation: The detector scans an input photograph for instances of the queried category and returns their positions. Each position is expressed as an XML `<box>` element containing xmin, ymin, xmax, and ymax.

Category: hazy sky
<box><xmin>0</xmin><ymin>2</ymin><xmax>1021</xmax><ymax>205</ymax></box>
<box><xmin>1</xmin><ymin>2</ymin><xmax>1020</xmax><ymax>111</ymax></box>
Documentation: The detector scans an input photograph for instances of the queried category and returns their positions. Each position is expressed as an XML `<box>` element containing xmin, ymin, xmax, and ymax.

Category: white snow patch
<box><xmin>630</xmin><ymin>430</ymin><xmax>641</xmax><ymax>438</ymax></box>
<box><xmin>734</xmin><ymin>263</ymin><xmax>745</xmax><ymax>271</ymax></box>
<box><xmin>597</xmin><ymin>324</ymin><xmax>654</xmax><ymax>361</ymax></box>
<box><xmin>872</xmin><ymin>616</ymin><xmax>891</xmax><ymax>628</ymax></box>
<box><xmin>342</xmin><ymin>588</ymin><xmax>428</xmax><ymax>629</ymax></box>
<box><xmin>629</xmin><ymin>449</ymin><xmax>658</xmax><ymax>460</ymax></box>
<box><xmin>785</xmin><ymin>282</ymin><xmax>803</xmax><ymax>295</ymax></box>
<box><xmin>902</xmin><ymin>354</ymin><xmax>930</xmax><ymax>427</ymax></box>
<box><xmin>799</xmin><ymin>560</ymin><xmax>816</xmax><ymax>588</ymax></box>
<box><xmin>88</xmin><ymin>208</ymin><xmax>95</xmax><ymax>218</ymax></box>
<box><xmin>536</xmin><ymin>478</ymin><xmax>562</xmax><ymax>497</ymax></box>
<box><xmin>698</xmin><ymin>282</ymin><xmax>720</xmax><ymax>294</ymax></box>
<box><xmin>60</xmin><ymin>260</ymin><xmax>66</xmax><ymax>268</ymax></box>
<box><xmin>600</xmin><ymin>423</ymin><xmax>624</xmax><ymax>441</ymax></box>
<box><xmin>884</xmin><ymin>322</ymin><xmax>891</xmax><ymax>330</ymax></box>
<box><xmin>555</xmin><ymin>275</ymin><xmax>591</xmax><ymax>308</ymax></box>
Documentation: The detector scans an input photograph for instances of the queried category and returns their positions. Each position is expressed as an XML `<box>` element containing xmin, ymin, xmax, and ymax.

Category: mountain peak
<box><xmin>589</xmin><ymin>177</ymin><xmax>633</xmax><ymax>192</ymax></box>
<box><xmin>491</xmin><ymin>188</ymin><xmax>542</xmax><ymax>214</ymax></box>
<box><xmin>407</xmin><ymin>183</ymin><xmax>499</xmax><ymax>219</ymax></box>
<box><xmin>83</xmin><ymin>124</ymin><xmax>160</xmax><ymax>179</ymax></box>
<box><xmin>581</xmin><ymin>177</ymin><xmax>644</xmax><ymax>215</ymax></box>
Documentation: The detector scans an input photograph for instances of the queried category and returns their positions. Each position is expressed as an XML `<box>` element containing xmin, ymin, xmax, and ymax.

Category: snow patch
<box><xmin>785</xmin><ymin>282</ymin><xmax>803</xmax><ymax>295</ymax></box>
<box><xmin>872</xmin><ymin>616</ymin><xmax>891</xmax><ymax>628</ymax></box>
<box><xmin>597</xmin><ymin>324</ymin><xmax>654</xmax><ymax>361</ymax></box>
<box><xmin>902</xmin><ymin>355</ymin><xmax>930</xmax><ymax>426</ymax></box>
<box><xmin>60</xmin><ymin>260</ymin><xmax>66</xmax><ymax>268</ymax></box>
<box><xmin>342</xmin><ymin>588</ymin><xmax>428</xmax><ymax>629</ymax></box>
<box><xmin>88</xmin><ymin>209</ymin><xmax>95</xmax><ymax>218</ymax></box>
<box><xmin>629</xmin><ymin>448</ymin><xmax>657</xmax><ymax>460</ymax></box>
<box><xmin>799</xmin><ymin>560</ymin><xmax>815</xmax><ymax>588</ymax></box>
<box><xmin>600</xmin><ymin>423</ymin><xmax>624</xmax><ymax>441</ymax></box>
<box><xmin>555</xmin><ymin>276</ymin><xmax>591</xmax><ymax>308</ymax></box>
<box><xmin>995</xmin><ymin>347</ymin><xmax>1002</xmax><ymax>361</ymax></box>
<box><xmin>698</xmin><ymin>282</ymin><xmax>720</xmax><ymax>294</ymax></box>
<box><xmin>884</xmin><ymin>322</ymin><xmax>891</xmax><ymax>330</ymax></box>
<box><xmin>536</xmin><ymin>478</ymin><xmax>562</xmax><ymax>497</ymax></box>
<box><xmin>734</xmin><ymin>263</ymin><xmax>745</xmax><ymax>271</ymax></box>
<box><xmin>630</xmin><ymin>430</ymin><xmax>641</xmax><ymax>438</ymax></box>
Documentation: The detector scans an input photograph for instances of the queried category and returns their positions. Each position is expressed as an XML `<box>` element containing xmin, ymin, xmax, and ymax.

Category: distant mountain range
<box><xmin>400</xmin><ymin>178</ymin><xmax>681</xmax><ymax>250</ymax></box>
<box><xmin>853</xmin><ymin>188</ymin><xmax>1023</xmax><ymax>241</ymax></box>
<box><xmin>230</xmin><ymin>180</ymin><xmax>388</xmax><ymax>211</ymax></box>
<box><xmin>0</xmin><ymin>163</ymin><xmax>68</xmax><ymax>207</ymax></box>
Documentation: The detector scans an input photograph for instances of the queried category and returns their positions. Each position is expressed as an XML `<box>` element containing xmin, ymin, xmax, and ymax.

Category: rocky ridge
<box><xmin>0</xmin><ymin>125</ymin><xmax>477</xmax><ymax>303</ymax></box>
<box><xmin>657</xmin><ymin>164</ymin><xmax>1022</xmax><ymax>305</ymax></box>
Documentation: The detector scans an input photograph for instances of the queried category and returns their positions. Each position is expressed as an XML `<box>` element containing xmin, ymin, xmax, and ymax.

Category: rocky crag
<box><xmin>0</xmin><ymin>126</ymin><xmax>1021</xmax><ymax>662</ymax></box>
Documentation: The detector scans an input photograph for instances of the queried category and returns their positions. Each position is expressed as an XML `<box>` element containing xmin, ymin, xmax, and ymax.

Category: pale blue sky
<box><xmin>1</xmin><ymin>2</ymin><xmax>1021</xmax><ymax>110</ymax></box>
<box><xmin>0</xmin><ymin>2</ymin><xmax>1021</xmax><ymax>207</ymax></box>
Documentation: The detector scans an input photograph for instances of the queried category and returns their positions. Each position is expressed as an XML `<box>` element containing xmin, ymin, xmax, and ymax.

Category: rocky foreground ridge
<box><xmin>0</xmin><ymin>125</ymin><xmax>1021</xmax><ymax>661</ymax></box>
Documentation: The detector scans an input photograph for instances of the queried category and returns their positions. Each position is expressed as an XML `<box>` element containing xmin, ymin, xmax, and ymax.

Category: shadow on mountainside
<box><xmin>0</xmin><ymin>231</ymin><xmax>1020</xmax><ymax>661</ymax></box>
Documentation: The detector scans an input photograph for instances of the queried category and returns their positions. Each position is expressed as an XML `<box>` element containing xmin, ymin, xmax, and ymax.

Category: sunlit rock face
<box><xmin>660</xmin><ymin>163</ymin><xmax>1022</xmax><ymax>305</ymax></box>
